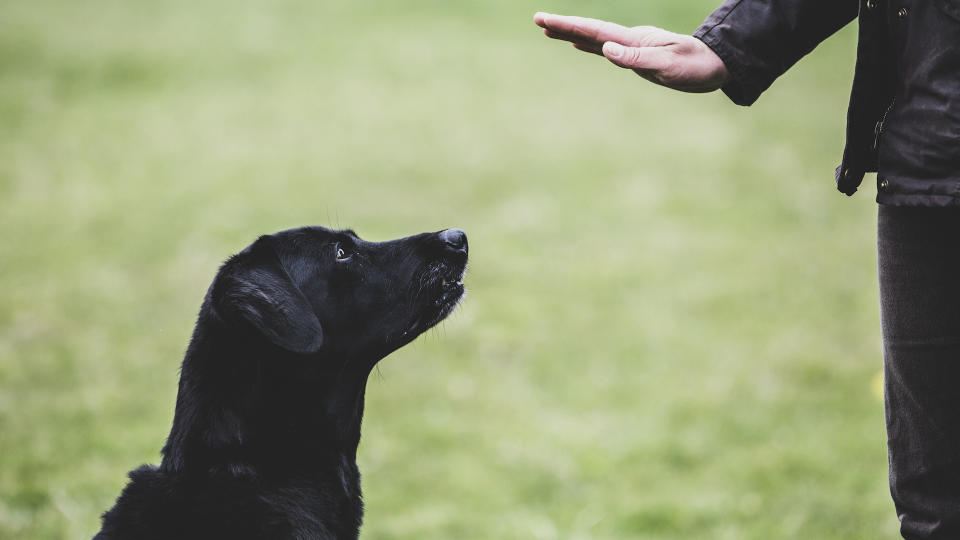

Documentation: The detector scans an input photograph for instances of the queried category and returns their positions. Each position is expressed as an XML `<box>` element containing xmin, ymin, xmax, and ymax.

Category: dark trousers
<box><xmin>878</xmin><ymin>205</ymin><xmax>960</xmax><ymax>539</ymax></box>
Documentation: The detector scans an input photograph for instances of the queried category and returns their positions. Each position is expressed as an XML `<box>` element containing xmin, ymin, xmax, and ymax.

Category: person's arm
<box><xmin>694</xmin><ymin>0</ymin><xmax>859</xmax><ymax>105</ymax></box>
<box><xmin>534</xmin><ymin>0</ymin><xmax>858</xmax><ymax>104</ymax></box>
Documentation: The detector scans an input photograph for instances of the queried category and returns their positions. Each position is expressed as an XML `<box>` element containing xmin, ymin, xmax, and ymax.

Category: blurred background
<box><xmin>0</xmin><ymin>0</ymin><xmax>895</xmax><ymax>538</ymax></box>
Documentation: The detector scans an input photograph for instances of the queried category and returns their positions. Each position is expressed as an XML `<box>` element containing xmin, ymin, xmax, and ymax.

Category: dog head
<box><xmin>209</xmin><ymin>226</ymin><xmax>468</xmax><ymax>363</ymax></box>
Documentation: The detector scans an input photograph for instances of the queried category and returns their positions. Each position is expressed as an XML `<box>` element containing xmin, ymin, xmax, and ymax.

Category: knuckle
<box><xmin>623</xmin><ymin>48</ymin><xmax>644</xmax><ymax>66</ymax></box>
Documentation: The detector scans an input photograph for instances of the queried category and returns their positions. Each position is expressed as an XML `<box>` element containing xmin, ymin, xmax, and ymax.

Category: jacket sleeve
<box><xmin>693</xmin><ymin>0</ymin><xmax>859</xmax><ymax>106</ymax></box>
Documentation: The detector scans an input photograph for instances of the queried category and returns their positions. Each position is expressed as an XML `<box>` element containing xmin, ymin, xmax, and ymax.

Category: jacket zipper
<box><xmin>873</xmin><ymin>98</ymin><xmax>895</xmax><ymax>151</ymax></box>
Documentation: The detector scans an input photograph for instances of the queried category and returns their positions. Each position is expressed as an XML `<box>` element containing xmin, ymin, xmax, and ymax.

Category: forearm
<box><xmin>694</xmin><ymin>0</ymin><xmax>859</xmax><ymax>105</ymax></box>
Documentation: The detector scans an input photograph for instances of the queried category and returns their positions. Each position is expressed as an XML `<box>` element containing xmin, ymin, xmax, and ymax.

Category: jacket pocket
<box><xmin>936</xmin><ymin>0</ymin><xmax>960</xmax><ymax>21</ymax></box>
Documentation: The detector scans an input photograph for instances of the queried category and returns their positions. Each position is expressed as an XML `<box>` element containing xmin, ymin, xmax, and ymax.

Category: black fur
<box><xmin>94</xmin><ymin>226</ymin><xmax>468</xmax><ymax>540</ymax></box>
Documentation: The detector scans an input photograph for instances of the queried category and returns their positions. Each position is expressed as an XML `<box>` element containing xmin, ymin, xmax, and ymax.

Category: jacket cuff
<box><xmin>693</xmin><ymin>28</ymin><xmax>760</xmax><ymax>106</ymax></box>
<box><xmin>693</xmin><ymin>6</ymin><xmax>770</xmax><ymax>107</ymax></box>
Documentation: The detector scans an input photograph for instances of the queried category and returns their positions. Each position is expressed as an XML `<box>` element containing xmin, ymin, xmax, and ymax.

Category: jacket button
<box><xmin>866</xmin><ymin>0</ymin><xmax>877</xmax><ymax>9</ymax></box>
<box><xmin>878</xmin><ymin>177</ymin><xmax>890</xmax><ymax>191</ymax></box>
<box><xmin>897</xmin><ymin>7</ymin><xmax>908</xmax><ymax>17</ymax></box>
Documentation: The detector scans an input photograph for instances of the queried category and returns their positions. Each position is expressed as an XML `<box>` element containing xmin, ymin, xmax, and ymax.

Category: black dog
<box><xmin>94</xmin><ymin>226</ymin><xmax>468</xmax><ymax>540</ymax></box>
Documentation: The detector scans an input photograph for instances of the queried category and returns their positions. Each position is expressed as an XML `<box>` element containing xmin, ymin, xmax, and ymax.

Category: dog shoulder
<box><xmin>95</xmin><ymin>465</ymin><xmax>258</xmax><ymax>539</ymax></box>
<box><xmin>95</xmin><ymin>466</ymin><xmax>345</xmax><ymax>540</ymax></box>
<box><xmin>95</xmin><ymin>465</ymin><xmax>182</xmax><ymax>539</ymax></box>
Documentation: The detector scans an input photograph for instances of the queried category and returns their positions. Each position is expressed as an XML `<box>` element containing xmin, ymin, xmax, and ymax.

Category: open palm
<box><xmin>534</xmin><ymin>12</ymin><xmax>729</xmax><ymax>93</ymax></box>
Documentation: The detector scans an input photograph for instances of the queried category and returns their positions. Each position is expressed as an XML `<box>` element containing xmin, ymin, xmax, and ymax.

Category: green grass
<box><xmin>0</xmin><ymin>0</ymin><xmax>897</xmax><ymax>538</ymax></box>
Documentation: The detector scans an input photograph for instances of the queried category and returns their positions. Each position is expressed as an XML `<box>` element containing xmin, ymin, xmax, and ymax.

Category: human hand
<box><xmin>533</xmin><ymin>12</ymin><xmax>730</xmax><ymax>93</ymax></box>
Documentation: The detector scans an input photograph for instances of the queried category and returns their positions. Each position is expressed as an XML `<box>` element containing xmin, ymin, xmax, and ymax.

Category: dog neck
<box><xmin>160</xmin><ymin>313</ymin><xmax>376</xmax><ymax>480</ymax></box>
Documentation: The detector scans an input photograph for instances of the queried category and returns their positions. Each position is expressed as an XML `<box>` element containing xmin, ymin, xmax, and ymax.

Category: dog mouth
<box><xmin>434</xmin><ymin>277</ymin><xmax>466</xmax><ymax>316</ymax></box>
<box><xmin>402</xmin><ymin>264</ymin><xmax>467</xmax><ymax>337</ymax></box>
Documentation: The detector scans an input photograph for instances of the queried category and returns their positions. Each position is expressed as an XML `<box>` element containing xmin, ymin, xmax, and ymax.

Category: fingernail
<box><xmin>603</xmin><ymin>42</ymin><xmax>624</xmax><ymax>58</ymax></box>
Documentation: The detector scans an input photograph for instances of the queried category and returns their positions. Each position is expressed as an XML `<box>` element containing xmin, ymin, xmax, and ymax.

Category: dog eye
<box><xmin>335</xmin><ymin>246</ymin><xmax>351</xmax><ymax>261</ymax></box>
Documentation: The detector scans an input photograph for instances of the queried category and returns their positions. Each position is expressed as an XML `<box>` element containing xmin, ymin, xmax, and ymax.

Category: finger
<box><xmin>571</xmin><ymin>42</ymin><xmax>604</xmax><ymax>56</ymax></box>
<box><xmin>543</xmin><ymin>28</ymin><xmax>604</xmax><ymax>47</ymax></box>
<box><xmin>542</xmin><ymin>28</ymin><xmax>604</xmax><ymax>55</ymax></box>
<box><xmin>536</xmin><ymin>13</ymin><xmax>636</xmax><ymax>46</ymax></box>
<box><xmin>602</xmin><ymin>42</ymin><xmax>671</xmax><ymax>72</ymax></box>
<box><xmin>543</xmin><ymin>28</ymin><xmax>580</xmax><ymax>43</ymax></box>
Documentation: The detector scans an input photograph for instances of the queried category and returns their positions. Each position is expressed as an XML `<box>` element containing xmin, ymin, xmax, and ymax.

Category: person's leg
<box><xmin>878</xmin><ymin>205</ymin><xmax>960</xmax><ymax>539</ymax></box>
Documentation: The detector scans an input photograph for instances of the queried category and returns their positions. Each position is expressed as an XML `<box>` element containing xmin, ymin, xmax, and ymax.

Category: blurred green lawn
<box><xmin>0</xmin><ymin>0</ymin><xmax>897</xmax><ymax>538</ymax></box>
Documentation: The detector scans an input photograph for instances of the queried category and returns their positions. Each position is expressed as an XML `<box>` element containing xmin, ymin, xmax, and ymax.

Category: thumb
<box><xmin>602</xmin><ymin>41</ymin><xmax>668</xmax><ymax>71</ymax></box>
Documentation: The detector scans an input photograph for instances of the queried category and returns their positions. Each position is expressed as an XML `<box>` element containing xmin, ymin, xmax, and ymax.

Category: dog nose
<box><xmin>439</xmin><ymin>228</ymin><xmax>468</xmax><ymax>254</ymax></box>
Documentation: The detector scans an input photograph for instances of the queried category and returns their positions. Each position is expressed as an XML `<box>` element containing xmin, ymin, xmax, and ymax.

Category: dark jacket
<box><xmin>693</xmin><ymin>0</ymin><xmax>960</xmax><ymax>206</ymax></box>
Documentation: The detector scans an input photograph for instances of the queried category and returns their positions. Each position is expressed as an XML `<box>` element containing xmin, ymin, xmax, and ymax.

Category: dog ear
<box><xmin>212</xmin><ymin>240</ymin><xmax>324</xmax><ymax>355</ymax></box>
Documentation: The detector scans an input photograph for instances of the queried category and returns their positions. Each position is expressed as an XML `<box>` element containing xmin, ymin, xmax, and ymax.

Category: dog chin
<box><xmin>397</xmin><ymin>282</ymin><xmax>465</xmax><ymax>342</ymax></box>
<box><xmin>431</xmin><ymin>280</ymin><xmax>466</xmax><ymax>325</ymax></box>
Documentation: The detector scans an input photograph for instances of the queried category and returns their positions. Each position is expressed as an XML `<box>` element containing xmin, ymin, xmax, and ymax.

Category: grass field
<box><xmin>0</xmin><ymin>0</ymin><xmax>899</xmax><ymax>538</ymax></box>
